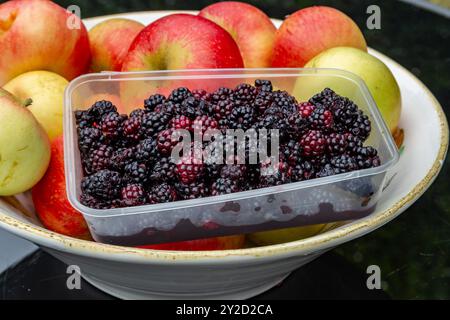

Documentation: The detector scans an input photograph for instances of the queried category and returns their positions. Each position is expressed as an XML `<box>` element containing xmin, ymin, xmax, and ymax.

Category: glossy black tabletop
<box><xmin>0</xmin><ymin>0</ymin><xmax>449</xmax><ymax>300</ymax></box>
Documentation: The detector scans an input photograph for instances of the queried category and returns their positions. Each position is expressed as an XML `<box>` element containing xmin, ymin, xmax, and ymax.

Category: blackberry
<box><xmin>350</xmin><ymin>111</ymin><xmax>371</xmax><ymax>141</ymax></box>
<box><xmin>228</xmin><ymin>105</ymin><xmax>256</xmax><ymax>130</ymax></box>
<box><xmin>297</xmin><ymin>102</ymin><xmax>316</xmax><ymax>118</ymax></box>
<box><xmin>316</xmin><ymin>164</ymin><xmax>338</xmax><ymax>178</ymax></box>
<box><xmin>175</xmin><ymin>181</ymin><xmax>210</xmax><ymax>200</ymax></box>
<box><xmin>232</xmin><ymin>83</ymin><xmax>257</xmax><ymax>104</ymax></box>
<box><xmin>78</xmin><ymin>127</ymin><xmax>102</xmax><ymax>154</ymax></box>
<box><xmin>111</xmin><ymin>137</ymin><xmax>131</xmax><ymax>149</ymax></box>
<box><xmin>181</xmin><ymin>96</ymin><xmax>203</xmax><ymax>119</ymax></box>
<box><xmin>290</xmin><ymin>160</ymin><xmax>315</xmax><ymax>181</ymax></box>
<box><xmin>208</xmin><ymin>99</ymin><xmax>235</xmax><ymax>122</ymax></box>
<box><xmin>168</xmin><ymin>87</ymin><xmax>192</xmax><ymax>103</ymax></box>
<box><xmin>357</xmin><ymin>146</ymin><xmax>378</xmax><ymax>158</ymax></box>
<box><xmin>121</xmin><ymin>183</ymin><xmax>147</xmax><ymax>206</ymax></box>
<box><xmin>110</xmin><ymin>147</ymin><xmax>135</xmax><ymax>172</ymax></box>
<box><xmin>271</xmin><ymin>90</ymin><xmax>297</xmax><ymax>114</ymax></box>
<box><xmin>355</xmin><ymin>146</ymin><xmax>381</xmax><ymax>169</ymax></box>
<box><xmin>220</xmin><ymin>165</ymin><xmax>246</xmax><ymax>182</ymax></box>
<box><xmin>202</xmin><ymin>141</ymin><xmax>224</xmax><ymax>179</ymax></box>
<box><xmin>204</xmin><ymin>162</ymin><xmax>223</xmax><ymax>181</ymax></box>
<box><xmin>101</xmin><ymin>112</ymin><xmax>125</xmax><ymax>139</ymax></box>
<box><xmin>81</xmin><ymin>169</ymin><xmax>121</xmax><ymax>200</ymax></box>
<box><xmin>254</xmin><ymin>91</ymin><xmax>273</xmax><ymax>114</ymax></box>
<box><xmin>300</xmin><ymin>130</ymin><xmax>327</xmax><ymax>157</ymax></box>
<box><xmin>332</xmin><ymin>100</ymin><xmax>359</xmax><ymax>126</ymax></box>
<box><xmin>148</xmin><ymin>183</ymin><xmax>178</xmax><ymax>204</ymax></box>
<box><xmin>309</xmin><ymin>88</ymin><xmax>339</xmax><ymax>109</ymax></box>
<box><xmin>157</xmin><ymin>128</ymin><xmax>177</xmax><ymax>155</ymax></box>
<box><xmin>211</xmin><ymin>177</ymin><xmax>240</xmax><ymax>196</ymax></box>
<box><xmin>129</xmin><ymin>108</ymin><xmax>145</xmax><ymax>119</ymax></box>
<box><xmin>170</xmin><ymin>114</ymin><xmax>192</xmax><ymax>131</ymax></box>
<box><xmin>259</xmin><ymin>159</ymin><xmax>291</xmax><ymax>187</ymax></box>
<box><xmin>144</xmin><ymin>94</ymin><xmax>166</xmax><ymax>111</ymax></box>
<box><xmin>309</xmin><ymin>106</ymin><xmax>333</xmax><ymax>130</ymax></box>
<box><xmin>82</xmin><ymin>193</ymin><xmax>122</xmax><ymax>209</ymax></box>
<box><xmin>75</xmin><ymin>110</ymin><xmax>93</xmax><ymax>128</ymax></box>
<box><xmin>327</xmin><ymin>133</ymin><xmax>348</xmax><ymax>155</ymax></box>
<box><xmin>246</xmin><ymin>165</ymin><xmax>260</xmax><ymax>187</ymax></box>
<box><xmin>281</xmin><ymin>139</ymin><xmax>303</xmax><ymax>166</ymax></box>
<box><xmin>123</xmin><ymin>111</ymin><xmax>143</xmax><ymax>141</ymax></box>
<box><xmin>345</xmin><ymin>133</ymin><xmax>363</xmax><ymax>154</ymax></box>
<box><xmin>149</xmin><ymin>157</ymin><xmax>176</xmax><ymax>182</ymax></box>
<box><xmin>124</xmin><ymin>161</ymin><xmax>149</xmax><ymax>185</ymax></box>
<box><xmin>309</xmin><ymin>154</ymin><xmax>330</xmax><ymax>169</ymax></box>
<box><xmin>192</xmin><ymin>115</ymin><xmax>218</xmax><ymax>134</ymax></box>
<box><xmin>263</xmin><ymin>105</ymin><xmax>284</xmax><ymax>118</ymax></box>
<box><xmin>192</xmin><ymin>89</ymin><xmax>210</xmax><ymax>101</ymax></box>
<box><xmin>330</xmin><ymin>154</ymin><xmax>358</xmax><ymax>173</ymax></box>
<box><xmin>287</xmin><ymin>113</ymin><xmax>308</xmax><ymax>138</ymax></box>
<box><xmin>135</xmin><ymin>138</ymin><xmax>158</xmax><ymax>163</ymax></box>
<box><xmin>140</xmin><ymin>111</ymin><xmax>171</xmax><ymax>137</ymax></box>
<box><xmin>175</xmin><ymin>155</ymin><xmax>204</xmax><ymax>184</ymax></box>
<box><xmin>87</xmin><ymin>100</ymin><xmax>117</xmax><ymax>121</ymax></box>
<box><xmin>80</xmin><ymin>193</ymin><xmax>112</xmax><ymax>209</ymax></box>
<box><xmin>206</xmin><ymin>159</ymin><xmax>225</xmax><ymax>179</ymax></box>
<box><xmin>159</xmin><ymin>101</ymin><xmax>181</xmax><ymax>115</ymax></box>
<box><xmin>84</xmin><ymin>144</ymin><xmax>113</xmax><ymax>174</ymax></box>
<box><xmin>258</xmin><ymin>171</ymin><xmax>290</xmax><ymax>188</ymax></box>
<box><xmin>210</xmin><ymin>87</ymin><xmax>233</xmax><ymax>103</ymax></box>
<box><xmin>255</xmin><ymin>113</ymin><xmax>288</xmax><ymax>137</ymax></box>
<box><xmin>255</xmin><ymin>79</ymin><xmax>273</xmax><ymax>92</ymax></box>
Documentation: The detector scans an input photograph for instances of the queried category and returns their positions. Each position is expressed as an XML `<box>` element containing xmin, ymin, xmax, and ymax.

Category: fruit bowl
<box><xmin>0</xmin><ymin>12</ymin><xmax>447</xmax><ymax>299</ymax></box>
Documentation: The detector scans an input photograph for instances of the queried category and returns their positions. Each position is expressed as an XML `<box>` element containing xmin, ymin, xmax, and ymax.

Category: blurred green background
<box><xmin>51</xmin><ymin>0</ymin><xmax>449</xmax><ymax>299</ymax></box>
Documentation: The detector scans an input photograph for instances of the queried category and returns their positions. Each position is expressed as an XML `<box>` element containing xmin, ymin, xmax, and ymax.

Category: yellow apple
<box><xmin>248</xmin><ymin>224</ymin><xmax>326</xmax><ymax>246</ymax></box>
<box><xmin>4</xmin><ymin>71</ymin><xmax>68</xmax><ymax>141</ymax></box>
<box><xmin>300</xmin><ymin>47</ymin><xmax>401</xmax><ymax>135</ymax></box>
<box><xmin>0</xmin><ymin>88</ymin><xmax>50</xmax><ymax>196</ymax></box>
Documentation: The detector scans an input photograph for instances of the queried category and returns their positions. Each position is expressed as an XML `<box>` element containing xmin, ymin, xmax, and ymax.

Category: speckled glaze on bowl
<box><xmin>0</xmin><ymin>12</ymin><xmax>447</xmax><ymax>299</ymax></box>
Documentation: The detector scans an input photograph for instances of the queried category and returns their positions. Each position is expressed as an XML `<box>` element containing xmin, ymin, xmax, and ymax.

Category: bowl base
<box><xmin>81</xmin><ymin>273</ymin><xmax>290</xmax><ymax>300</ymax></box>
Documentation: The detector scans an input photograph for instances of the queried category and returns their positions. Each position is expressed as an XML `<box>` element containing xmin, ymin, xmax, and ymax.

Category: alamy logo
<box><xmin>366</xmin><ymin>5</ymin><xmax>381</xmax><ymax>30</ymax></box>
<box><xmin>66</xmin><ymin>265</ymin><xmax>81</xmax><ymax>290</ymax></box>
<box><xmin>66</xmin><ymin>5</ymin><xmax>81</xmax><ymax>30</ymax></box>
<box><xmin>366</xmin><ymin>265</ymin><xmax>381</xmax><ymax>290</ymax></box>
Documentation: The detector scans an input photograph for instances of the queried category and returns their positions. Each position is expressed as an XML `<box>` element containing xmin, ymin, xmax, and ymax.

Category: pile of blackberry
<box><xmin>76</xmin><ymin>81</ymin><xmax>380</xmax><ymax>209</ymax></box>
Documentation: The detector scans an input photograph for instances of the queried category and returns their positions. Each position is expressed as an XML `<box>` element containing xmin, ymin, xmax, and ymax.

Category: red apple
<box><xmin>0</xmin><ymin>0</ymin><xmax>91</xmax><ymax>85</ymax></box>
<box><xmin>32</xmin><ymin>135</ymin><xmax>91</xmax><ymax>240</ymax></box>
<box><xmin>121</xmin><ymin>13</ymin><xmax>244</xmax><ymax>108</ymax></box>
<box><xmin>122</xmin><ymin>14</ymin><xmax>243</xmax><ymax>71</ymax></box>
<box><xmin>271</xmin><ymin>6</ymin><xmax>367</xmax><ymax>68</ymax></box>
<box><xmin>138</xmin><ymin>235</ymin><xmax>246</xmax><ymax>251</ymax></box>
<box><xmin>89</xmin><ymin>18</ymin><xmax>144</xmax><ymax>72</ymax></box>
<box><xmin>199</xmin><ymin>1</ymin><xmax>276</xmax><ymax>68</ymax></box>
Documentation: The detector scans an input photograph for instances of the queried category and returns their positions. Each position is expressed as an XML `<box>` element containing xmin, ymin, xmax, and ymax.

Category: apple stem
<box><xmin>23</xmin><ymin>98</ymin><xmax>33</xmax><ymax>107</ymax></box>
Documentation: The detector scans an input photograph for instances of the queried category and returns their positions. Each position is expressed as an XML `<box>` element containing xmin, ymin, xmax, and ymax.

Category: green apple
<box><xmin>248</xmin><ymin>224</ymin><xmax>326</xmax><ymax>246</ymax></box>
<box><xmin>4</xmin><ymin>71</ymin><xmax>68</xmax><ymax>141</ymax></box>
<box><xmin>0</xmin><ymin>88</ymin><xmax>50</xmax><ymax>196</ymax></box>
<box><xmin>297</xmin><ymin>47</ymin><xmax>401</xmax><ymax>134</ymax></box>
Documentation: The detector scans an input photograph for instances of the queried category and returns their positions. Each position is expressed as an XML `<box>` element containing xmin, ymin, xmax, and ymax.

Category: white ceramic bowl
<box><xmin>0</xmin><ymin>12</ymin><xmax>447</xmax><ymax>299</ymax></box>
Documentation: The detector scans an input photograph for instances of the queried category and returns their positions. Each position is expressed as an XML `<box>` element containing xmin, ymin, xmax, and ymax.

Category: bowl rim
<box><xmin>0</xmin><ymin>13</ymin><xmax>447</xmax><ymax>263</ymax></box>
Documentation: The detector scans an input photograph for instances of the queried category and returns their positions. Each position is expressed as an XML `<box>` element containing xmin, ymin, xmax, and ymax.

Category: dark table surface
<box><xmin>1</xmin><ymin>0</ymin><xmax>449</xmax><ymax>300</ymax></box>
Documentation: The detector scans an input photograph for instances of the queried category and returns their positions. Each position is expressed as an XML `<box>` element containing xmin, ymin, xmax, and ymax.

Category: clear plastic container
<box><xmin>64</xmin><ymin>68</ymin><xmax>399</xmax><ymax>246</ymax></box>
